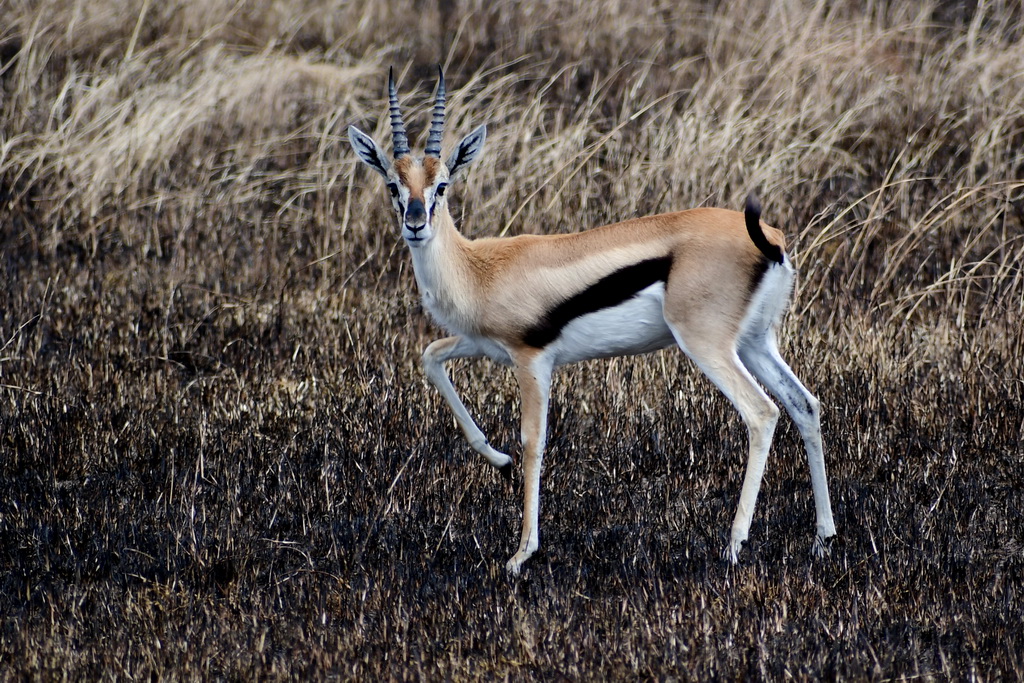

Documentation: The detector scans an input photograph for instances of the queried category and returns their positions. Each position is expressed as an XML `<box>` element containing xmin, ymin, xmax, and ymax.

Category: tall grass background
<box><xmin>1</xmin><ymin>0</ymin><xmax>1022</xmax><ymax>678</ymax></box>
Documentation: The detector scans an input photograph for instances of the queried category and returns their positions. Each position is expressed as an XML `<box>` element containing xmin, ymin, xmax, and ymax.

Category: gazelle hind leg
<box><xmin>505</xmin><ymin>353</ymin><xmax>553</xmax><ymax>575</ymax></box>
<box><xmin>423</xmin><ymin>336</ymin><xmax>513</xmax><ymax>476</ymax></box>
<box><xmin>738</xmin><ymin>333</ymin><xmax>836</xmax><ymax>554</ymax></box>
<box><xmin>667</xmin><ymin>323</ymin><xmax>780</xmax><ymax>563</ymax></box>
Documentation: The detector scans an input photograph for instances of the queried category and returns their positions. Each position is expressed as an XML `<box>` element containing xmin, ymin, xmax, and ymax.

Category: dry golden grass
<box><xmin>1</xmin><ymin>0</ymin><xmax>1023</xmax><ymax>679</ymax></box>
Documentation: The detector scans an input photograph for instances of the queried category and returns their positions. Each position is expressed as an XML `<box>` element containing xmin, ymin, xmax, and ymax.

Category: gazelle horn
<box><xmin>388</xmin><ymin>66</ymin><xmax>410</xmax><ymax>159</ymax></box>
<box><xmin>424</xmin><ymin>66</ymin><xmax>446</xmax><ymax>158</ymax></box>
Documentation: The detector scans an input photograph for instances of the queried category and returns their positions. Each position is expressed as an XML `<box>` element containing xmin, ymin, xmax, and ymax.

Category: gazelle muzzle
<box><xmin>404</xmin><ymin>198</ymin><xmax>428</xmax><ymax>240</ymax></box>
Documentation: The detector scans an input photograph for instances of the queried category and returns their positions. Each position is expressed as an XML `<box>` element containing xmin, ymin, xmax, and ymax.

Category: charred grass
<box><xmin>1</xmin><ymin>0</ymin><xmax>1023</xmax><ymax>679</ymax></box>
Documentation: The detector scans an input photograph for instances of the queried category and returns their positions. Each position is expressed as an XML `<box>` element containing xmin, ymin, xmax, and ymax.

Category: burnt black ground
<box><xmin>1</xmin><ymin>213</ymin><xmax>1021</xmax><ymax>679</ymax></box>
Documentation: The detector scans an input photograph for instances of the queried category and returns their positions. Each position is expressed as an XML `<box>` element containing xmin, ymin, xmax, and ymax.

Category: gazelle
<box><xmin>348</xmin><ymin>67</ymin><xmax>836</xmax><ymax>574</ymax></box>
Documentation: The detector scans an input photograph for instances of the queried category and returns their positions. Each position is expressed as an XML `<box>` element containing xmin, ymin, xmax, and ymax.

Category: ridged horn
<box><xmin>388</xmin><ymin>66</ymin><xmax>410</xmax><ymax>159</ymax></box>
<box><xmin>424</xmin><ymin>66</ymin><xmax>446</xmax><ymax>158</ymax></box>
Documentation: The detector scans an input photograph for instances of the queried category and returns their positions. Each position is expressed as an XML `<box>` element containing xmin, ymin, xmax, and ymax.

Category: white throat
<box><xmin>405</xmin><ymin>219</ymin><xmax>475</xmax><ymax>336</ymax></box>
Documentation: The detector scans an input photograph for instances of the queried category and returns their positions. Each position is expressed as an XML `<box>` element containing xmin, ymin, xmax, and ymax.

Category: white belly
<box><xmin>548</xmin><ymin>283</ymin><xmax>675</xmax><ymax>366</ymax></box>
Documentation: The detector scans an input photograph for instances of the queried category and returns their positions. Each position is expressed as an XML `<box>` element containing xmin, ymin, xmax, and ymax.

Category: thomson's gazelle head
<box><xmin>348</xmin><ymin>67</ymin><xmax>486</xmax><ymax>247</ymax></box>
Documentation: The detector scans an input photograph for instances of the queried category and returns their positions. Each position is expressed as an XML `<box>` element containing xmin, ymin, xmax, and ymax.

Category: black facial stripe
<box><xmin>523</xmin><ymin>256</ymin><xmax>673</xmax><ymax>348</ymax></box>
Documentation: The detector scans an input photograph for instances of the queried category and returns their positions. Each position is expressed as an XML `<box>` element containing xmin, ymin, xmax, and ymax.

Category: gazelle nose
<box><xmin>406</xmin><ymin>198</ymin><xmax>426</xmax><ymax>227</ymax></box>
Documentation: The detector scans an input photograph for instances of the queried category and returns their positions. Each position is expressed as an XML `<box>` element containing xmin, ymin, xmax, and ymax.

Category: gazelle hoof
<box><xmin>722</xmin><ymin>539</ymin><xmax>744</xmax><ymax>564</ymax></box>
<box><xmin>505</xmin><ymin>555</ymin><xmax>525</xmax><ymax>576</ymax></box>
<box><xmin>505</xmin><ymin>545</ymin><xmax>536</xmax><ymax>575</ymax></box>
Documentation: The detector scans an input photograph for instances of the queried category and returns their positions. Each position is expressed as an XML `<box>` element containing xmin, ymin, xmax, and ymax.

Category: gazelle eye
<box><xmin>435</xmin><ymin>183</ymin><xmax>448</xmax><ymax>198</ymax></box>
<box><xmin>387</xmin><ymin>183</ymin><xmax>400</xmax><ymax>198</ymax></box>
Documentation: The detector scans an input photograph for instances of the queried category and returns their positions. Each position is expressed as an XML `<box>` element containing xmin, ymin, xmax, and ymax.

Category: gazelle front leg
<box><xmin>505</xmin><ymin>353</ymin><xmax>553</xmax><ymax>575</ymax></box>
<box><xmin>422</xmin><ymin>336</ymin><xmax>513</xmax><ymax>477</ymax></box>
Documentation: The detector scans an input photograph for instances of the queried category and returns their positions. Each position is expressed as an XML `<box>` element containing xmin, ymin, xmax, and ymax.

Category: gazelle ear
<box><xmin>446</xmin><ymin>124</ymin><xmax>486</xmax><ymax>179</ymax></box>
<box><xmin>348</xmin><ymin>125</ymin><xmax>391</xmax><ymax>179</ymax></box>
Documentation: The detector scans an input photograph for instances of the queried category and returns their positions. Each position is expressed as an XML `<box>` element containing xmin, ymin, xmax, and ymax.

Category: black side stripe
<box><xmin>523</xmin><ymin>256</ymin><xmax>673</xmax><ymax>348</ymax></box>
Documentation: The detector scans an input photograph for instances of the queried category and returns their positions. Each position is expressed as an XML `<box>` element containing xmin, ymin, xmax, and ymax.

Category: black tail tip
<box><xmin>745</xmin><ymin>191</ymin><xmax>761</xmax><ymax>219</ymax></box>
<box><xmin>498</xmin><ymin>462</ymin><xmax>513</xmax><ymax>482</ymax></box>
<box><xmin>743</xmin><ymin>190</ymin><xmax>783</xmax><ymax>265</ymax></box>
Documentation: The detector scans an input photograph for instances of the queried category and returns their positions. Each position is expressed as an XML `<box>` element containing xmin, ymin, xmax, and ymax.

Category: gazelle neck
<box><xmin>406</xmin><ymin>207</ymin><xmax>478</xmax><ymax>335</ymax></box>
